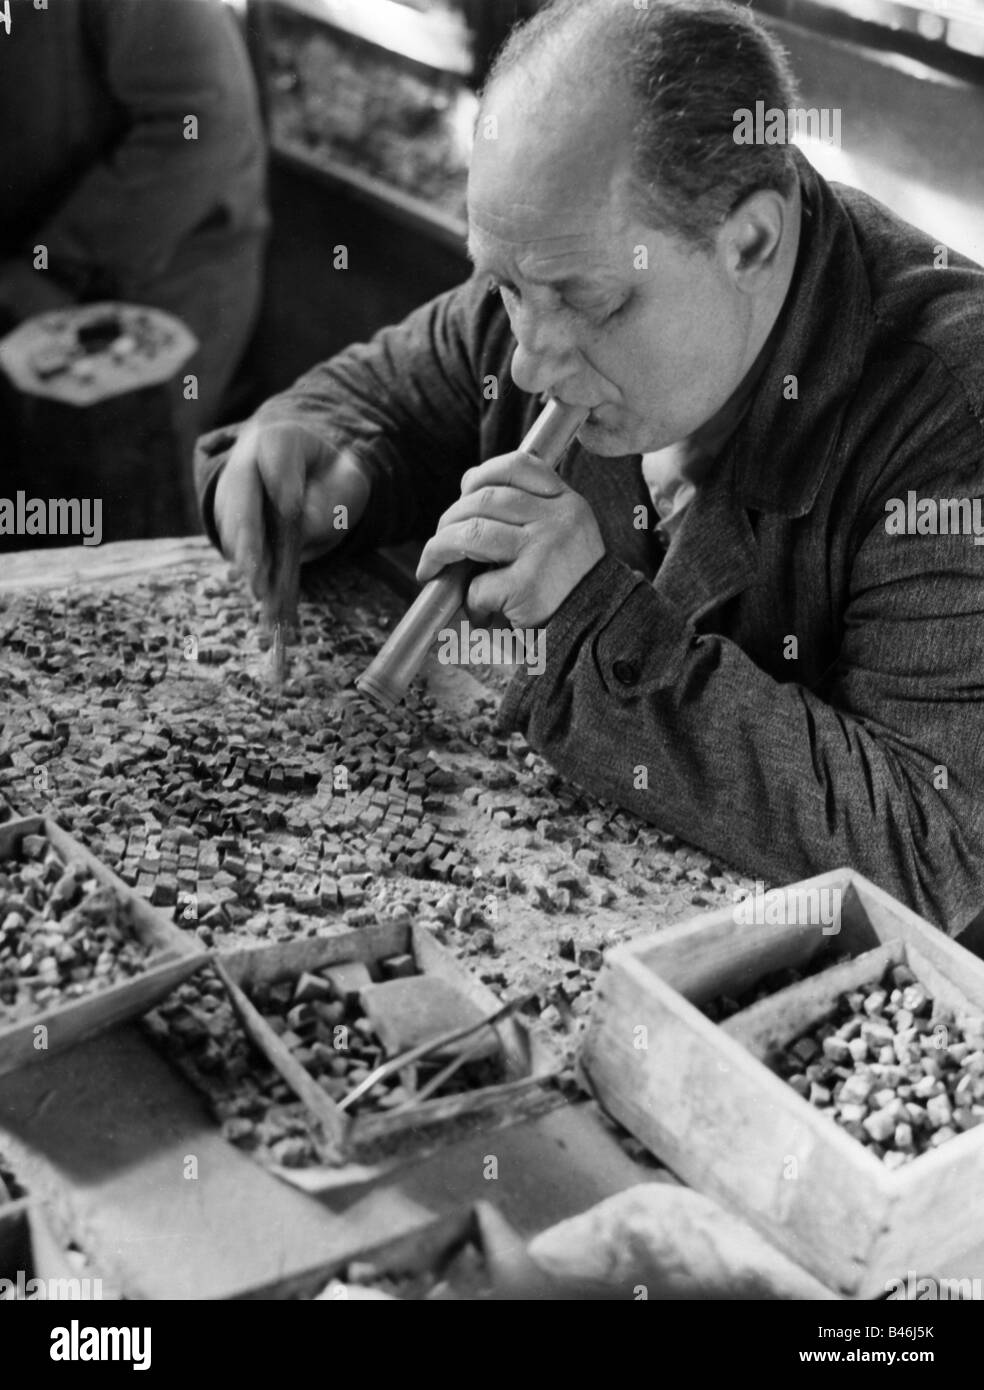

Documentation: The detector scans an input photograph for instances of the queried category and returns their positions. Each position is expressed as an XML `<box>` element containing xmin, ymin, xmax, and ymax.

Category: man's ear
<box><xmin>719</xmin><ymin>187</ymin><xmax>793</xmax><ymax>291</ymax></box>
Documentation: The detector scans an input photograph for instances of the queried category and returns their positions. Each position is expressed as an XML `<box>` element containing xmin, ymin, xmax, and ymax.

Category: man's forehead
<box><xmin>467</xmin><ymin>220</ymin><xmax>622</xmax><ymax>285</ymax></box>
<box><xmin>468</xmin><ymin>71</ymin><xmax>643</xmax><ymax>282</ymax></box>
<box><xmin>467</xmin><ymin>180</ymin><xmax>648</xmax><ymax>282</ymax></box>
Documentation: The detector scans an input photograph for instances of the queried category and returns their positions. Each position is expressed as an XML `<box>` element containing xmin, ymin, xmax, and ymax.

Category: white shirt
<box><xmin>641</xmin><ymin>442</ymin><xmax>699</xmax><ymax>549</ymax></box>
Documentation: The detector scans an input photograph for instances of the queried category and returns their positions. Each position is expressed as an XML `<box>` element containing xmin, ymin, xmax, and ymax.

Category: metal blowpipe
<box><xmin>356</xmin><ymin>398</ymin><xmax>589</xmax><ymax>709</ymax></box>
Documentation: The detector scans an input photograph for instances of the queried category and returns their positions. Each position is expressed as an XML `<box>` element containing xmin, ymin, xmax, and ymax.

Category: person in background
<box><xmin>0</xmin><ymin>0</ymin><xmax>267</xmax><ymax>535</ymax></box>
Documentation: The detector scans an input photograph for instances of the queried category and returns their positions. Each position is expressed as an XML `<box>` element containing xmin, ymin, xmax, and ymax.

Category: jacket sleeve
<box><xmin>39</xmin><ymin>0</ymin><xmax>264</xmax><ymax>293</ymax></box>
<box><xmin>196</xmin><ymin>273</ymin><xmax>513</xmax><ymax>551</ymax></box>
<box><xmin>499</xmin><ymin>442</ymin><xmax>984</xmax><ymax>936</ymax></box>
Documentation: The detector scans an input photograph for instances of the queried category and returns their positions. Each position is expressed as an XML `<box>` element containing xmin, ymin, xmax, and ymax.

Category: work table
<box><xmin>0</xmin><ymin>536</ymin><xmax>750</xmax><ymax>1298</ymax></box>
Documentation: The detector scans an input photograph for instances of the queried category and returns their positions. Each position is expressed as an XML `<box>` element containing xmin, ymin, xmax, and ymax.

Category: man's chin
<box><xmin>577</xmin><ymin>415</ymin><xmax>646</xmax><ymax>456</ymax></box>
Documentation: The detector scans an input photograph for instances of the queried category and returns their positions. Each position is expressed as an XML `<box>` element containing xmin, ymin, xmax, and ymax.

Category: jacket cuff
<box><xmin>498</xmin><ymin>553</ymin><xmax>695</xmax><ymax>732</ymax></box>
<box><xmin>194</xmin><ymin>423</ymin><xmax>240</xmax><ymax>549</ymax></box>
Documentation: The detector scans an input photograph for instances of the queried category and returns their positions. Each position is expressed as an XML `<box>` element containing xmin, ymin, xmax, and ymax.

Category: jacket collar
<box><xmin>655</xmin><ymin>471</ymin><xmax>760</xmax><ymax>624</ymax></box>
<box><xmin>730</xmin><ymin>150</ymin><xmax>875</xmax><ymax>517</ymax></box>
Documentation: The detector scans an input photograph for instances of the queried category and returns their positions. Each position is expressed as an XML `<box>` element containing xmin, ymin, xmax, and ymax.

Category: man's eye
<box><xmin>598</xmin><ymin>296</ymin><xmax>630</xmax><ymax>324</ymax></box>
<box><xmin>569</xmin><ymin>295</ymin><xmax>629</xmax><ymax>325</ymax></box>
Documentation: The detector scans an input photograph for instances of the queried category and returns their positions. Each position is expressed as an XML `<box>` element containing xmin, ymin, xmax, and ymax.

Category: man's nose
<box><xmin>509</xmin><ymin>304</ymin><xmax>578</xmax><ymax>397</ymax></box>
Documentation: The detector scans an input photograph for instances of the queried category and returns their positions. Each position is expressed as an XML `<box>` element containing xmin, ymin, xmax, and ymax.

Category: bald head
<box><xmin>481</xmin><ymin>0</ymin><xmax>622</xmax><ymax>108</ymax></box>
<box><xmin>470</xmin><ymin>66</ymin><xmax>637</xmax><ymax>249</ymax></box>
<box><xmin>477</xmin><ymin>0</ymin><xmax>799</xmax><ymax>249</ymax></box>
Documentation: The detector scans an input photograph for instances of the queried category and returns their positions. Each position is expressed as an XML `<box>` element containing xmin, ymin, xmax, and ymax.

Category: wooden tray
<box><xmin>581</xmin><ymin>868</ymin><xmax>984</xmax><ymax>1299</ymax></box>
<box><xmin>0</xmin><ymin>816</ymin><xmax>207</xmax><ymax>1077</ymax></box>
<box><xmin>216</xmin><ymin>920</ymin><xmax>564</xmax><ymax>1169</ymax></box>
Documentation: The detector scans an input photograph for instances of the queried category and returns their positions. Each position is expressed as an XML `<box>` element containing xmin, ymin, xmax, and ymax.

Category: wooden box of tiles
<box><xmin>0</xmin><ymin>815</ymin><xmax>206</xmax><ymax>1077</ymax></box>
<box><xmin>214</xmin><ymin>919</ymin><xmax>564</xmax><ymax>1175</ymax></box>
<box><xmin>580</xmin><ymin>869</ymin><xmax>984</xmax><ymax>1298</ymax></box>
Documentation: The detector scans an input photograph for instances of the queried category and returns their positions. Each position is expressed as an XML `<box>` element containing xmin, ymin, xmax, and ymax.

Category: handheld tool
<box><xmin>265</xmin><ymin>509</ymin><xmax>303</xmax><ymax>686</ymax></box>
<box><xmin>356</xmin><ymin>398</ymin><xmax>588</xmax><ymax>709</ymax></box>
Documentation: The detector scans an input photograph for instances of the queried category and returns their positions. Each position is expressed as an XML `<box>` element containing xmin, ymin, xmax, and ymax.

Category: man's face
<box><xmin>468</xmin><ymin>78</ymin><xmax>763</xmax><ymax>456</ymax></box>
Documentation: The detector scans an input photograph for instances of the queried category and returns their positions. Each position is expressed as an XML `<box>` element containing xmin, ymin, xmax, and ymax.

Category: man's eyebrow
<box><xmin>467</xmin><ymin>252</ymin><xmax>601</xmax><ymax>295</ymax></box>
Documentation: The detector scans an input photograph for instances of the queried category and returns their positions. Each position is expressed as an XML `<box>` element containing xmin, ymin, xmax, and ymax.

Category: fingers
<box><xmin>466</xmin><ymin>567</ymin><xmax>511</xmax><ymax>619</ymax></box>
<box><xmin>414</xmin><ymin>450</ymin><xmax>603</xmax><ymax>627</ymax></box>
<box><xmin>215</xmin><ymin>430</ymin><xmax>271</xmax><ymax>600</ymax></box>
<box><xmin>416</xmin><ymin>515</ymin><xmax>523</xmax><ymax>583</ymax></box>
<box><xmin>435</xmin><ymin>485</ymin><xmax>542</xmax><ymax>534</ymax></box>
<box><xmin>417</xmin><ymin>472</ymin><xmax>563</xmax><ymax>582</ymax></box>
<box><xmin>257</xmin><ymin>424</ymin><xmax>312</xmax><ymax>518</ymax></box>
<box><xmin>299</xmin><ymin>447</ymin><xmax>372</xmax><ymax>564</ymax></box>
<box><xmin>214</xmin><ymin>423</ymin><xmax>320</xmax><ymax>602</ymax></box>
<box><xmin>460</xmin><ymin>451</ymin><xmax>567</xmax><ymax>499</ymax></box>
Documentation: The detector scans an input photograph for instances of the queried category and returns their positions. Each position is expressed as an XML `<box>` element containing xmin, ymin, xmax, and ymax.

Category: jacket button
<box><xmin>612</xmin><ymin>659</ymin><xmax>639</xmax><ymax>685</ymax></box>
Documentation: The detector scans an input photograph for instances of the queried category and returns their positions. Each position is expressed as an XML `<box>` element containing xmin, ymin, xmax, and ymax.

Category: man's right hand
<box><xmin>212</xmin><ymin>420</ymin><xmax>371</xmax><ymax>601</ymax></box>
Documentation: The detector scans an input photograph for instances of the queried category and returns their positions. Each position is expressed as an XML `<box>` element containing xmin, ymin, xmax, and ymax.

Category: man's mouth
<box><xmin>539</xmin><ymin>394</ymin><xmax>615</xmax><ymax>429</ymax></box>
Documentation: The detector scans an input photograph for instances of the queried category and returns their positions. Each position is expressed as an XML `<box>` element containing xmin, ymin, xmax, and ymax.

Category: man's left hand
<box><xmin>416</xmin><ymin>450</ymin><xmax>606</xmax><ymax>629</ymax></box>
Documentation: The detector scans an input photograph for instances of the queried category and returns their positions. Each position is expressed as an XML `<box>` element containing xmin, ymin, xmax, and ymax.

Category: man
<box><xmin>197</xmin><ymin>0</ymin><xmax>984</xmax><ymax>934</ymax></box>
<box><xmin>1</xmin><ymin>0</ymin><xmax>267</xmax><ymax>533</ymax></box>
